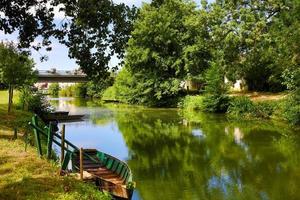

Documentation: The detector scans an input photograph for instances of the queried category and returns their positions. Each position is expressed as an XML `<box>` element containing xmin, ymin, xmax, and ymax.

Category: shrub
<box><xmin>179</xmin><ymin>95</ymin><xmax>204</xmax><ymax>110</ymax></box>
<box><xmin>59</xmin><ymin>85</ymin><xmax>75</xmax><ymax>97</ymax></box>
<box><xmin>227</xmin><ymin>96</ymin><xmax>255</xmax><ymax>118</ymax></box>
<box><xmin>19</xmin><ymin>88</ymin><xmax>52</xmax><ymax>115</ymax></box>
<box><xmin>74</xmin><ymin>83</ymin><xmax>87</xmax><ymax>97</ymax></box>
<box><xmin>275</xmin><ymin>94</ymin><xmax>300</xmax><ymax>126</ymax></box>
<box><xmin>48</xmin><ymin>83</ymin><xmax>60</xmax><ymax>96</ymax></box>
<box><xmin>102</xmin><ymin>86</ymin><xmax>117</xmax><ymax>101</ymax></box>
<box><xmin>202</xmin><ymin>94</ymin><xmax>230</xmax><ymax>113</ymax></box>
<box><xmin>228</xmin><ymin>96</ymin><xmax>276</xmax><ymax>119</ymax></box>
<box><xmin>254</xmin><ymin>101</ymin><xmax>276</xmax><ymax>118</ymax></box>
<box><xmin>202</xmin><ymin>61</ymin><xmax>230</xmax><ymax>113</ymax></box>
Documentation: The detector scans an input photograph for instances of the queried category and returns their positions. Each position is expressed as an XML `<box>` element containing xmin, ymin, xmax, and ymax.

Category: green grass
<box><xmin>0</xmin><ymin>138</ymin><xmax>110</xmax><ymax>200</ymax></box>
<box><xmin>0</xmin><ymin>90</ymin><xmax>111</xmax><ymax>200</ymax></box>
<box><xmin>0</xmin><ymin>90</ymin><xmax>19</xmax><ymax>105</ymax></box>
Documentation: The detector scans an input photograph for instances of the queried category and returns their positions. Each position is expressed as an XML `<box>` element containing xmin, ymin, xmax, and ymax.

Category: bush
<box><xmin>201</xmin><ymin>62</ymin><xmax>230</xmax><ymax>113</ymax></box>
<box><xmin>179</xmin><ymin>95</ymin><xmax>205</xmax><ymax>110</ymax></box>
<box><xmin>227</xmin><ymin>96</ymin><xmax>255</xmax><ymax>118</ymax></box>
<box><xmin>59</xmin><ymin>84</ymin><xmax>87</xmax><ymax>98</ymax></box>
<box><xmin>59</xmin><ymin>85</ymin><xmax>75</xmax><ymax>97</ymax></box>
<box><xmin>254</xmin><ymin>101</ymin><xmax>276</xmax><ymax>118</ymax></box>
<box><xmin>19</xmin><ymin>88</ymin><xmax>52</xmax><ymax>115</ymax></box>
<box><xmin>275</xmin><ymin>94</ymin><xmax>300</xmax><ymax>125</ymax></box>
<box><xmin>48</xmin><ymin>83</ymin><xmax>60</xmax><ymax>96</ymax></box>
<box><xmin>202</xmin><ymin>94</ymin><xmax>230</xmax><ymax>113</ymax></box>
<box><xmin>102</xmin><ymin>86</ymin><xmax>117</xmax><ymax>101</ymax></box>
<box><xmin>74</xmin><ymin>83</ymin><xmax>87</xmax><ymax>97</ymax></box>
<box><xmin>228</xmin><ymin>96</ymin><xmax>275</xmax><ymax>119</ymax></box>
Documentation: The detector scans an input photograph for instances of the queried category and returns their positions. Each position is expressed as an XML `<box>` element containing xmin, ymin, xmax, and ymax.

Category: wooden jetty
<box><xmin>29</xmin><ymin>115</ymin><xmax>135</xmax><ymax>199</ymax></box>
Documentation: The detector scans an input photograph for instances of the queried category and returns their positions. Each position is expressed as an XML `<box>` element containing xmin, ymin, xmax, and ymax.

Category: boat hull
<box><xmin>72</xmin><ymin>149</ymin><xmax>134</xmax><ymax>199</ymax></box>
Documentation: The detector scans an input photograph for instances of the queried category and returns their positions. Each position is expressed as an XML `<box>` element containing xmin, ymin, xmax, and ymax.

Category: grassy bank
<box><xmin>180</xmin><ymin>92</ymin><xmax>300</xmax><ymax>126</ymax></box>
<box><xmin>0</xmin><ymin>90</ymin><xmax>110</xmax><ymax>200</ymax></box>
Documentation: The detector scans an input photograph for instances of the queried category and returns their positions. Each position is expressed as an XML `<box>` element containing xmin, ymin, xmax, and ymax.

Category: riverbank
<box><xmin>179</xmin><ymin>91</ymin><xmax>299</xmax><ymax>126</ymax></box>
<box><xmin>0</xmin><ymin>90</ymin><xmax>110</xmax><ymax>200</ymax></box>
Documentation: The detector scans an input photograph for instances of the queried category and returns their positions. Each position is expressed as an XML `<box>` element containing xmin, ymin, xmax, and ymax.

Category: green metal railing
<box><xmin>28</xmin><ymin>115</ymin><xmax>99</xmax><ymax>170</ymax></box>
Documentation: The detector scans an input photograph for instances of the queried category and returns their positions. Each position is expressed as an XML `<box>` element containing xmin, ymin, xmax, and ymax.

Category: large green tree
<box><xmin>125</xmin><ymin>0</ymin><xmax>211</xmax><ymax>106</ymax></box>
<box><xmin>207</xmin><ymin>0</ymin><xmax>296</xmax><ymax>91</ymax></box>
<box><xmin>0</xmin><ymin>42</ymin><xmax>36</xmax><ymax>112</ymax></box>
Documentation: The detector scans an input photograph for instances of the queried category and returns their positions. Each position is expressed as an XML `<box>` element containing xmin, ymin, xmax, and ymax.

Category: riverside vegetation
<box><xmin>58</xmin><ymin>0</ymin><xmax>299</xmax><ymax>126</ymax></box>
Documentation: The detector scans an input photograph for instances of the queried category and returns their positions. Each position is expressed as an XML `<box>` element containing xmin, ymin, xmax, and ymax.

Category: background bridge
<box><xmin>37</xmin><ymin>69</ymin><xmax>88</xmax><ymax>83</ymax></box>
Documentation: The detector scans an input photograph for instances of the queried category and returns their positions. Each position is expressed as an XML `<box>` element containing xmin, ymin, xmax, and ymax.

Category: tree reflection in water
<box><xmin>115</xmin><ymin>109</ymin><xmax>300</xmax><ymax>200</ymax></box>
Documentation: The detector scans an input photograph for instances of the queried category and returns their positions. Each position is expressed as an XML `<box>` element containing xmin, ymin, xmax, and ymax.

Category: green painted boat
<box><xmin>72</xmin><ymin>149</ymin><xmax>134</xmax><ymax>199</ymax></box>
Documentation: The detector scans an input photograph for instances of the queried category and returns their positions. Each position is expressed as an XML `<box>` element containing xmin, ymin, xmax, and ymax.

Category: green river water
<box><xmin>49</xmin><ymin>97</ymin><xmax>300</xmax><ymax>200</ymax></box>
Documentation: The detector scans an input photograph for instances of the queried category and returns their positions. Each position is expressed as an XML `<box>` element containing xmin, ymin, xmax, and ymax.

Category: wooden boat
<box><xmin>43</xmin><ymin>111</ymin><xmax>84</xmax><ymax>122</ymax></box>
<box><xmin>72</xmin><ymin>149</ymin><xmax>134</xmax><ymax>199</ymax></box>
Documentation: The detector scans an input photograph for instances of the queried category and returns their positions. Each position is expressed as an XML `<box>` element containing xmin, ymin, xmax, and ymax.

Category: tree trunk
<box><xmin>8</xmin><ymin>85</ymin><xmax>14</xmax><ymax>113</ymax></box>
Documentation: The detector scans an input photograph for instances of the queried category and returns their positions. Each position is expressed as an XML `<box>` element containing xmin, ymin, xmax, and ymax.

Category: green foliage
<box><xmin>0</xmin><ymin>42</ymin><xmax>36</xmax><ymax>87</ymax></box>
<box><xmin>227</xmin><ymin>96</ymin><xmax>256</xmax><ymax>119</ymax></box>
<box><xmin>0</xmin><ymin>0</ymin><xmax>56</xmax><ymax>52</ymax></box>
<box><xmin>59</xmin><ymin>83</ymin><xmax>88</xmax><ymax>98</ymax></box>
<box><xmin>228</xmin><ymin>96</ymin><xmax>276</xmax><ymax>119</ymax></box>
<box><xmin>0</xmin><ymin>0</ymin><xmax>137</xmax><ymax>79</ymax></box>
<box><xmin>204</xmin><ymin>62</ymin><xmax>227</xmax><ymax>95</ymax></box>
<box><xmin>74</xmin><ymin>83</ymin><xmax>88</xmax><ymax>98</ymax></box>
<box><xmin>124</xmin><ymin>0</ymin><xmax>210</xmax><ymax>106</ymax></box>
<box><xmin>228</xmin><ymin>94</ymin><xmax>299</xmax><ymax>125</ymax></box>
<box><xmin>178</xmin><ymin>95</ymin><xmax>205</xmax><ymax>111</ymax></box>
<box><xmin>58</xmin><ymin>0</ymin><xmax>137</xmax><ymax>81</ymax></box>
<box><xmin>202</xmin><ymin>94</ymin><xmax>230</xmax><ymax>113</ymax></box>
<box><xmin>19</xmin><ymin>87</ymin><xmax>52</xmax><ymax>115</ymax></box>
<box><xmin>48</xmin><ymin>83</ymin><xmax>60</xmax><ymax>96</ymax></box>
<box><xmin>202</xmin><ymin>62</ymin><xmax>230</xmax><ymax>113</ymax></box>
<box><xmin>102</xmin><ymin>68</ymin><xmax>142</xmax><ymax>104</ymax></box>
<box><xmin>275</xmin><ymin>94</ymin><xmax>300</xmax><ymax>126</ymax></box>
<box><xmin>0</xmin><ymin>42</ymin><xmax>36</xmax><ymax>112</ymax></box>
<box><xmin>102</xmin><ymin>86</ymin><xmax>117</xmax><ymax>101</ymax></box>
<box><xmin>59</xmin><ymin>86</ymin><xmax>75</xmax><ymax>97</ymax></box>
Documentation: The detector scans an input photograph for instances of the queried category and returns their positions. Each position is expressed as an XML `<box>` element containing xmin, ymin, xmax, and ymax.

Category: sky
<box><xmin>0</xmin><ymin>0</ymin><xmax>212</xmax><ymax>70</ymax></box>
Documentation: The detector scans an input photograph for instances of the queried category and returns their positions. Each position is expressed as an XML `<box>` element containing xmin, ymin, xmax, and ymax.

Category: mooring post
<box><xmin>61</xmin><ymin>124</ymin><xmax>65</xmax><ymax>165</ymax></box>
<box><xmin>13</xmin><ymin>128</ymin><xmax>17</xmax><ymax>140</ymax></box>
<box><xmin>80</xmin><ymin>147</ymin><xmax>83</xmax><ymax>180</ymax></box>
<box><xmin>47</xmin><ymin>122</ymin><xmax>54</xmax><ymax>159</ymax></box>
<box><xmin>32</xmin><ymin>115</ymin><xmax>42</xmax><ymax>157</ymax></box>
<box><xmin>24</xmin><ymin>131</ymin><xmax>28</xmax><ymax>151</ymax></box>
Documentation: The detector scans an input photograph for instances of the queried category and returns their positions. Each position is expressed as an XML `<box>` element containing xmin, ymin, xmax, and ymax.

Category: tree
<box><xmin>0</xmin><ymin>42</ymin><xmax>36</xmax><ymax>112</ymax></box>
<box><xmin>55</xmin><ymin>0</ymin><xmax>137</xmax><ymax>81</ymax></box>
<box><xmin>0</xmin><ymin>0</ymin><xmax>58</xmax><ymax>54</ymax></box>
<box><xmin>206</xmin><ymin>0</ymin><xmax>296</xmax><ymax>92</ymax></box>
<box><xmin>48</xmin><ymin>83</ymin><xmax>60</xmax><ymax>96</ymax></box>
<box><xmin>125</xmin><ymin>0</ymin><xmax>210</xmax><ymax>106</ymax></box>
<box><xmin>1</xmin><ymin>0</ymin><xmax>137</xmax><ymax>81</ymax></box>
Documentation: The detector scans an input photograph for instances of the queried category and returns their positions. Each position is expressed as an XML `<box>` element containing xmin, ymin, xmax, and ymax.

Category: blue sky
<box><xmin>0</xmin><ymin>0</ymin><xmax>212</xmax><ymax>70</ymax></box>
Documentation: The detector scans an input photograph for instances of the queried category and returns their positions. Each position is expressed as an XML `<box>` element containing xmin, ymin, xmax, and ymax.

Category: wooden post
<box><xmin>47</xmin><ymin>122</ymin><xmax>54</xmax><ymax>159</ymax></box>
<box><xmin>80</xmin><ymin>148</ymin><xmax>83</xmax><ymax>180</ymax></box>
<box><xmin>13</xmin><ymin>128</ymin><xmax>17</xmax><ymax>140</ymax></box>
<box><xmin>61</xmin><ymin>124</ymin><xmax>65</xmax><ymax>165</ymax></box>
<box><xmin>32</xmin><ymin>115</ymin><xmax>42</xmax><ymax>157</ymax></box>
<box><xmin>24</xmin><ymin>131</ymin><xmax>28</xmax><ymax>151</ymax></box>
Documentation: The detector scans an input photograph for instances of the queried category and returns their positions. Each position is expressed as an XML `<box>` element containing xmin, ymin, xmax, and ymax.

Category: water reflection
<box><xmin>50</xmin><ymin>98</ymin><xmax>300</xmax><ymax>200</ymax></box>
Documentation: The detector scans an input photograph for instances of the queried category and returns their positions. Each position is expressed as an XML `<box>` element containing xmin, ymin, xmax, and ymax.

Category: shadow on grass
<box><xmin>0</xmin><ymin>176</ymin><xmax>68</xmax><ymax>200</ymax></box>
<box><xmin>0</xmin><ymin>134</ymin><xmax>14</xmax><ymax>140</ymax></box>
